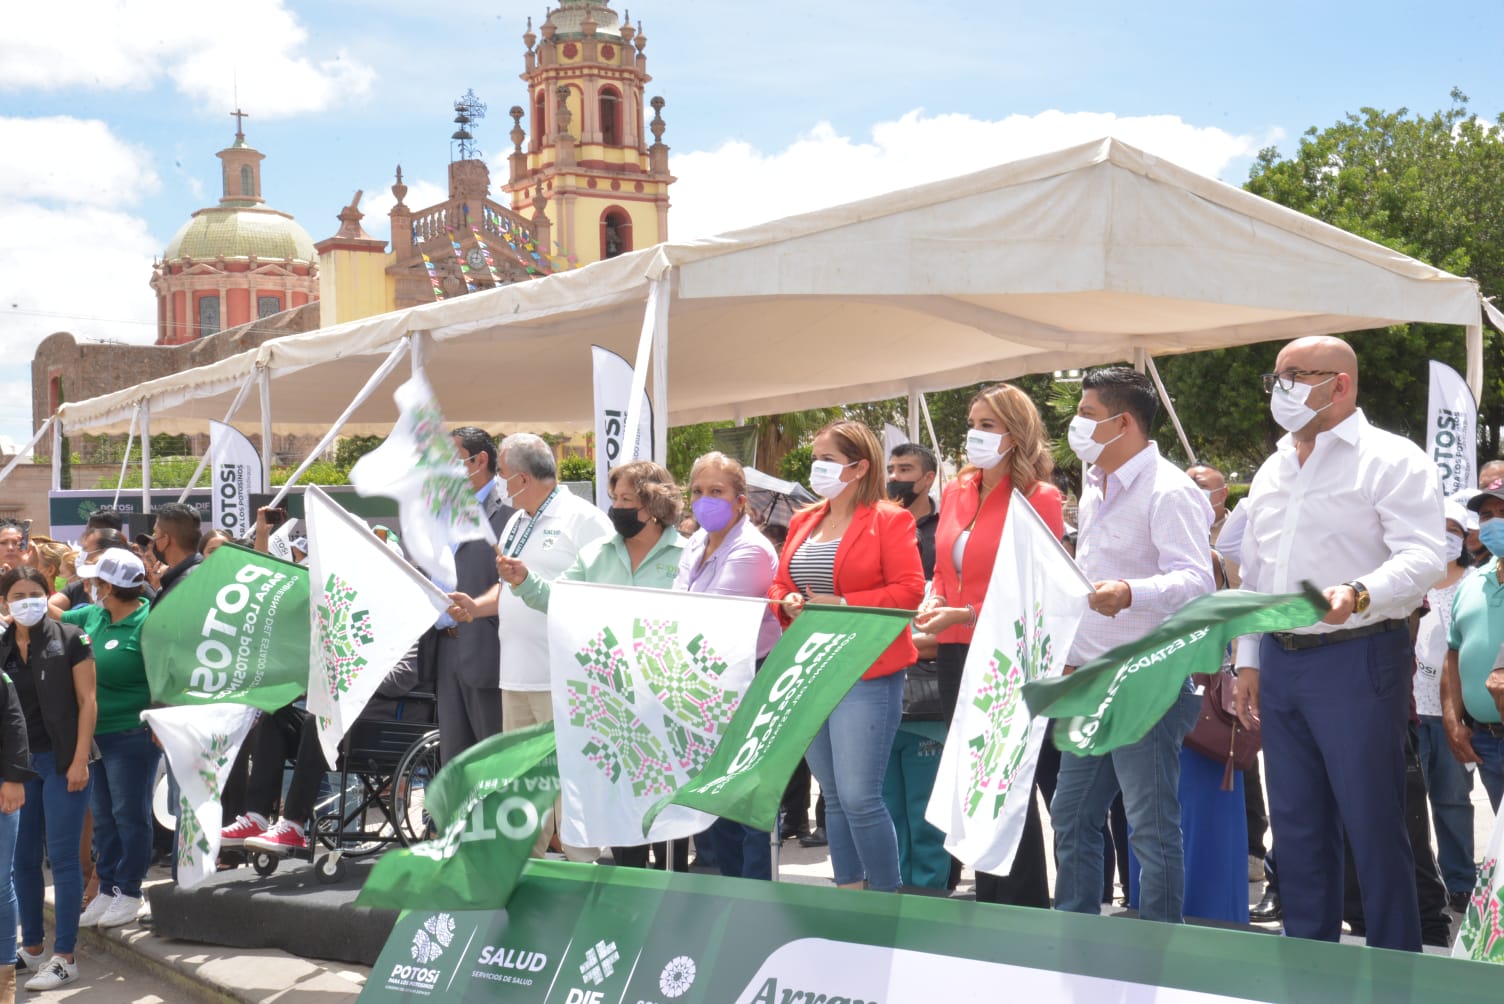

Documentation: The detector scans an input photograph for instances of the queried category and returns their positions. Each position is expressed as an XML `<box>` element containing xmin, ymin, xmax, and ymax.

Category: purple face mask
<box><xmin>692</xmin><ymin>496</ymin><xmax>736</xmax><ymax>533</ymax></box>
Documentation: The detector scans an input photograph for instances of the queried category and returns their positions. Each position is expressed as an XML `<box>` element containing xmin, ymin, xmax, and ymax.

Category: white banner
<box><xmin>141</xmin><ymin>703</ymin><xmax>258</xmax><ymax>889</ymax></box>
<box><xmin>1426</xmin><ymin>360</ymin><xmax>1477</xmax><ymax>495</ymax></box>
<box><xmin>1453</xmin><ymin>802</ymin><xmax>1504</xmax><ymax>962</ymax></box>
<box><xmin>305</xmin><ymin>485</ymin><xmax>450</xmax><ymax>767</ymax></box>
<box><xmin>349</xmin><ymin>368</ymin><xmax>495</xmax><ymax>592</ymax></box>
<box><xmin>208</xmin><ymin>420</ymin><xmax>263</xmax><ymax>541</ymax></box>
<box><xmin>926</xmin><ymin>491</ymin><xmax>1091</xmax><ymax>873</ymax></box>
<box><xmin>547</xmin><ymin>581</ymin><xmax>760</xmax><ymax>846</ymax></box>
<box><xmin>591</xmin><ymin>346</ymin><xmax>653</xmax><ymax>509</ymax></box>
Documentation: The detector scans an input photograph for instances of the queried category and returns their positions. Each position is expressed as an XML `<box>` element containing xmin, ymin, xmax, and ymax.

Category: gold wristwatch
<box><xmin>1344</xmin><ymin>580</ymin><xmax>1371</xmax><ymax>614</ymax></box>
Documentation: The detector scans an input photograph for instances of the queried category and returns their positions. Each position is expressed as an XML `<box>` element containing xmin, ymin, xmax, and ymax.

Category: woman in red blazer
<box><xmin>915</xmin><ymin>383</ymin><xmax>1064</xmax><ymax>908</ymax></box>
<box><xmin>770</xmin><ymin>420</ymin><xmax>925</xmax><ymax>892</ymax></box>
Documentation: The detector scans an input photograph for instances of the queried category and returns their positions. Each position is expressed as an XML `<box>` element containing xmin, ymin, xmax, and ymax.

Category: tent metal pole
<box><xmin>140</xmin><ymin>401</ymin><xmax>152</xmax><ymax>513</ymax></box>
<box><xmin>410</xmin><ymin>330</ymin><xmax>430</xmax><ymax>372</ymax></box>
<box><xmin>1132</xmin><ymin>347</ymin><xmax>1147</xmax><ymax>374</ymax></box>
<box><xmin>0</xmin><ymin>416</ymin><xmax>55</xmax><ymax>491</ymax></box>
<box><xmin>259</xmin><ymin>367</ymin><xmax>273</xmax><ymax>487</ymax></box>
<box><xmin>267</xmin><ymin>338</ymin><xmax>411</xmax><ymax>509</ymax></box>
<box><xmin>651</xmin><ymin>283</ymin><xmax>669</xmax><ymax>465</ymax></box>
<box><xmin>111</xmin><ymin>406</ymin><xmax>140</xmax><ymax>511</ymax></box>
<box><xmin>50</xmin><ymin>418</ymin><xmax>61</xmax><ymax>492</ymax></box>
<box><xmin>919</xmin><ymin>393</ymin><xmax>943</xmax><ymax>489</ymax></box>
<box><xmin>177</xmin><ymin>368</ymin><xmax>260</xmax><ymax>503</ymax></box>
<box><xmin>1145</xmin><ymin>356</ymin><xmax>1196</xmax><ymax>464</ymax></box>
<box><xmin>907</xmin><ymin>391</ymin><xmax>920</xmax><ymax>442</ymax></box>
<box><xmin>622</xmin><ymin>277</ymin><xmax>665</xmax><ymax>465</ymax></box>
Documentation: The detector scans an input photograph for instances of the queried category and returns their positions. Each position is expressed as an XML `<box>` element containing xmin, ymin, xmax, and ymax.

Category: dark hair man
<box><xmin>887</xmin><ymin>443</ymin><xmax>938</xmax><ymax>578</ymax></box>
<box><xmin>151</xmin><ymin>503</ymin><xmax>203</xmax><ymax>602</ymax></box>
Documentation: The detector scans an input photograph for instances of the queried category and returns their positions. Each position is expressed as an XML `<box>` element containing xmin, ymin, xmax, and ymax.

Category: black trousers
<box><xmin>612</xmin><ymin>839</ymin><xmax>689</xmax><ymax>871</ymax></box>
<box><xmin>221</xmin><ymin>704</ymin><xmax>306</xmax><ymax>819</ymax></box>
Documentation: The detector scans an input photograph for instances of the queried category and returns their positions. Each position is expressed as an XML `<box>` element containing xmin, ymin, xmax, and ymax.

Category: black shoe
<box><xmin>780</xmin><ymin>818</ymin><xmax>810</xmax><ymax>841</ymax></box>
<box><xmin>1448</xmin><ymin>890</ymin><xmax>1471</xmax><ymax>914</ymax></box>
<box><xmin>1250</xmin><ymin>887</ymin><xmax>1281</xmax><ymax>922</ymax></box>
<box><xmin>798</xmin><ymin>826</ymin><xmax>827</xmax><ymax>848</ymax></box>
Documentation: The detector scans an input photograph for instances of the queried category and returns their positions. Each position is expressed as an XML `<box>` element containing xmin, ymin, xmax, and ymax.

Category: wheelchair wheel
<box><xmin>392</xmin><ymin>729</ymin><xmax>441</xmax><ymax>846</ymax></box>
<box><xmin>315</xmin><ymin>852</ymin><xmax>347</xmax><ymax>884</ymax></box>
<box><xmin>251</xmin><ymin>851</ymin><xmax>280</xmax><ymax>878</ymax></box>
<box><xmin>313</xmin><ymin>805</ymin><xmax>388</xmax><ymax>861</ymax></box>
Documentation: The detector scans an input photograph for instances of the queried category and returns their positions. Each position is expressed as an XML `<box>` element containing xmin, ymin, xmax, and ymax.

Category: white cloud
<box><xmin>670</xmin><ymin>109</ymin><xmax>1281</xmax><ymax>241</ymax></box>
<box><xmin>0</xmin><ymin>1</ymin><xmax>374</xmax><ymax>116</ymax></box>
<box><xmin>0</xmin><ymin>117</ymin><xmax>161</xmax><ymax>206</ymax></box>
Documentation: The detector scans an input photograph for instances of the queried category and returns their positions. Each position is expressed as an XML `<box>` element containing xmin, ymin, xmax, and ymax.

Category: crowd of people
<box><xmin>0</xmin><ymin>332</ymin><xmax>1495</xmax><ymax>997</ymax></box>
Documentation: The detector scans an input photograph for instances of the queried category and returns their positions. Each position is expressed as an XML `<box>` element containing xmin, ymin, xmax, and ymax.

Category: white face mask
<box><xmin>809</xmin><ymin>460</ymin><xmax>856</xmax><ymax>500</ymax></box>
<box><xmin>1446</xmin><ymin>532</ymin><xmax>1465</xmax><ymax>559</ymax></box>
<box><xmin>7</xmin><ymin>597</ymin><xmax>47</xmax><ymax>628</ymax></box>
<box><xmin>1269</xmin><ymin>376</ymin><xmax>1335</xmax><ymax>433</ymax></box>
<box><xmin>1067</xmin><ymin>414</ymin><xmax>1125</xmax><ymax>466</ymax></box>
<box><xmin>965</xmin><ymin>429</ymin><xmax>1011</xmax><ymax>470</ymax></box>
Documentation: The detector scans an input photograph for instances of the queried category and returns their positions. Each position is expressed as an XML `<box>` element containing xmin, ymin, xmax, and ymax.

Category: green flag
<box><xmin>141</xmin><ymin>543</ymin><xmax>309</xmax><ymax>712</ymax></box>
<box><xmin>1022</xmin><ymin>585</ymin><xmax>1328</xmax><ymax>756</ymax></box>
<box><xmin>357</xmin><ymin>722</ymin><xmax>560</xmax><ymax>912</ymax></box>
<box><xmin>645</xmin><ymin>605</ymin><xmax>913</xmax><ymax>834</ymax></box>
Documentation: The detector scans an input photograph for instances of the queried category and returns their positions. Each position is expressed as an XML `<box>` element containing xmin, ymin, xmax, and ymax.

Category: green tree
<box><xmin>558</xmin><ymin>454</ymin><xmax>595</xmax><ymax>486</ymax></box>
<box><xmin>334</xmin><ymin>435</ymin><xmax>385</xmax><ymax>469</ymax></box>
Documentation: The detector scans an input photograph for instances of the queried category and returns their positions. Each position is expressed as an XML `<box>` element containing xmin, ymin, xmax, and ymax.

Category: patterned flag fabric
<box><xmin>140</xmin><ymin>543</ymin><xmax>309</xmax><ymax>712</ymax></box>
<box><xmin>305</xmin><ymin>485</ymin><xmax>451</xmax><ymax>767</ymax></box>
<box><xmin>1023</xmin><ymin>585</ymin><xmax>1328</xmax><ymax>756</ymax></box>
<box><xmin>547</xmin><ymin>581</ymin><xmax>761</xmax><ymax>845</ymax></box>
<box><xmin>646</xmin><ymin>605</ymin><xmax>913</xmax><ymax>834</ymax></box>
<box><xmin>357</xmin><ymin>723</ymin><xmax>560</xmax><ymax>912</ymax></box>
<box><xmin>925</xmin><ymin>491</ymin><xmax>1091</xmax><ymax>873</ymax></box>
<box><xmin>348</xmin><ymin>368</ymin><xmax>495</xmax><ymax>592</ymax></box>
<box><xmin>1454</xmin><ymin>805</ymin><xmax>1504</xmax><ymax>962</ymax></box>
<box><xmin>141</xmin><ymin>703</ymin><xmax>257</xmax><ymax>889</ymax></box>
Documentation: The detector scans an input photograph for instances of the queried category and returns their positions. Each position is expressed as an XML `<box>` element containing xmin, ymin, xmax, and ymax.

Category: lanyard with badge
<box><xmin>500</xmin><ymin>487</ymin><xmax>559</xmax><ymax>558</ymax></box>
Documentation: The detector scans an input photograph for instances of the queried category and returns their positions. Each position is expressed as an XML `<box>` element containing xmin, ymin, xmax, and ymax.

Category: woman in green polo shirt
<box><xmin>61</xmin><ymin>550</ymin><xmax>159</xmax><ymax>932</ymax></box>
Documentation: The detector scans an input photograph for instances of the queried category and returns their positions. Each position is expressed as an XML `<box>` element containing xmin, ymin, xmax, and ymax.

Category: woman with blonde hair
<box><xmin>769</xmin><ymin>420</ymin><xmax>926</xmax><ymax>892</ymax></box>
<box><xmin>915</xmin><ymin>382</ymin><xmax>1065</xmax><ymax>908</ymax></box>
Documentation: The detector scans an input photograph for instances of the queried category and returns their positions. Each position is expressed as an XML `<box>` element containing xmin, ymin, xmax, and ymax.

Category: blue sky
<box><xmin>1</xmin><ymin>0</ymin><xmax>1500</xmax><ymax>449</ymax></box>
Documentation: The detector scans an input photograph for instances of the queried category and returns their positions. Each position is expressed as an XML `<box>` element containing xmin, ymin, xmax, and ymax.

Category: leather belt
<box><xmin>443</xmin><ymin>627</ymin><xmax>460</xmax><ymax>639</ymax></box>
<box><xmin>1465</xmin><ymin>712</ymin><xmax>1504</xmax><ymax>739</ymax></box>
<box><xmin>1269</xmin><ymin>619</ymin><xmax>1406</xmax><ymax>653</ymax></box>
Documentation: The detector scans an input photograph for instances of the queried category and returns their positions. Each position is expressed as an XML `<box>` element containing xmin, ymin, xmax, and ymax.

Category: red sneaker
<box><xmin>220</xmin><ymin>813</ymin><xmax>269</xmax><ymax>848</ymax></box>
<box><xmin>244</xmin><ymin>819</ymin><xmax>308</xmax><ymax>855</ymax></box>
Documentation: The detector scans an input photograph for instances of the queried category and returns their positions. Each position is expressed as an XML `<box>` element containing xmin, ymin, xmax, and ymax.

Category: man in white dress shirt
<box><xmin>1051</xmin><ymin>367</ymin><xmax>1214</xmax><ymax>923</ymax></box>
<box><xmin>1233</xmin><ymin>336</ymin><xmax>1444</xmax><ymax>952</ymax></box>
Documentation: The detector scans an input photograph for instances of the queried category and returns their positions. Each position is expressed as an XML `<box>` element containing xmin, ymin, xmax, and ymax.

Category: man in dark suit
<box><xmin>429</xmin><ymin>427</ymin><xmax>515</xmax><ymax>763</ymax></box>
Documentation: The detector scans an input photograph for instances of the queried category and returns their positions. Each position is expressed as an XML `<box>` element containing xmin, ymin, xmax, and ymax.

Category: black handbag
<box><xmin>902</xmin><ymin>660</ymin><xmax>945</xmax><ymax>722</ymax></box>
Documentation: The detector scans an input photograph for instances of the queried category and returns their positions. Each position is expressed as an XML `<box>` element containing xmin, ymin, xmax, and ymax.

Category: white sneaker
<box><xmin>79</xmin><ymin>890</ymin><xmax>116</xmax><ymax>928</ymax></box>
<box><xmin>24</xmin><ymin>955</ymin><xmax>78</xmax><ymax>991</ymax></box>
<box><xmin>13</xmin><ymin>946</ymin><xmax>44</xmax><ymax>971</ymax></box>
<box><xmin>98</xmin><ymin>891</ymin><xmax>143</xmax><ymax>929</ymax></box>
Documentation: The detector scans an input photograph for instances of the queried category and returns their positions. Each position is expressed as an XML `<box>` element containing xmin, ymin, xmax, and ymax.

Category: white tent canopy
<box><xmin>55</xmin><ymin>138</ymin><xmax>1483</xmax><ymax>450</ymax></box>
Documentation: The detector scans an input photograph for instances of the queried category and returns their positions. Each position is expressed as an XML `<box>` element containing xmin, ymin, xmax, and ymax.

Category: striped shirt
<box><xmin>788</xmin><ymin>538</ymin><xmax>841</xmax><ymax>596</ymax></box>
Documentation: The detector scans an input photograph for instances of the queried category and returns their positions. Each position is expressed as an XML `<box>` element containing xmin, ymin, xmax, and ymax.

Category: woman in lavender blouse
<box><xmin>674</xmin><ymin>451</ymin><xmax>781</xmax><ymax>879</ymax></box>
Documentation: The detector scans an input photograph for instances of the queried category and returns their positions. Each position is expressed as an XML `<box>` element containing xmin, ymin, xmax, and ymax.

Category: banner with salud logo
<box><xmin>358</xmin><ymin>723</ymin><xmax>560</xmax><ymax>915</ymax></box>
<box><xmin>357</xmin><ymin>859</ymin><xmax>1503</xmax><ymax>1003</ymax></box>
<box><xmin>208</xmin><ymin>420</ymin><xmax>264</xmax><ymax>541</ymax></box>
<box><xmin>305</xmin><ymin>485</ymin><xmax>451</xmax><ymax>766</ymax></box>
<box><xmin>646</xmin><ymin>605</ymin><xmax>913</xmax><ymax>834</ymax></box>
<box><xmin>1426</xmin><ymin>359</ymin><xmax>1477</xmax><ymax>496</ymax></box>
<box><xmin>140</xmin><ymin>703</ymin><xmax>257</xmax><ymax>890</ymax></box>
<box><xmin>926</xmin><ymin>490</ymin><xmax>1091</xmax><ymax>873</ymax></box>
<box><xmin>547</xmin><ymin>581</ymin><xmax>761</xmax><ymax>846</ymax></box>
<box><xmin>1023</xmin><ymin>585</ymin><xmax>1327</xmax><ymax>756</ymax></box>
<box><xmin>348</xmin><ymin>368</ymin><xmax>495</xmax><ymax>592</ymax></box>
<box><xmin>590</xmin><ymin>346</ymin><xmax>653</xmax><ymax>509</ymax></box>
<box><xmin>1454</xmin><ymin>800</ymin><xmax>1504</xmax><ymax>962</ymax></box>
<box><xmin>140</xmin><ymin>543</ymin><xmax>309</xmax><ymax>712</ymax></box>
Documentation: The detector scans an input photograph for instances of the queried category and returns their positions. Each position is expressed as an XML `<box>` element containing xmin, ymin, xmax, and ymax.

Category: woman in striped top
<box><xmin>769</xmin><ymin>421</ymin><xmax>926</xmax><ymax>892</ymax></box>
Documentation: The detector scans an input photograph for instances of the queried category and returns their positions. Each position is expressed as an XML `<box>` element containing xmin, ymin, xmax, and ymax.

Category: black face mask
<box><xmin>886</xmin><ymin>480</ymin><xmax>918</xmax><ymax>507</ymax></box>
<box><xmin>609</xmin><ymin>506</ymin><xmax>647</xmax><ymax>539</ymax></box>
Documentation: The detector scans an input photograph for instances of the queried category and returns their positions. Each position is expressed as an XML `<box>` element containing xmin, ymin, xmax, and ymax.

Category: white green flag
<box><xmin>348</xmin><ymin>368</ymin><xmax>495</xmax><ymax>592</ymax></box>
<box><xmin>547</xmin><ymin>581</ymin><xmax>761</xmax><ymax>846</ymax></box>
<box><xmin>1454</xmin><ymin>804</ymin><xmax>1504</xmax><ymax>962</ymax></box>
<box><xmin>140</xmin><ymin>703</ymin><xmax>258</xmax><ymax>889</ymax></box>
<box><xmin>305</xmin><ymin>485</ymin><xmax>451</xmax><ymax>767</ymax></box>
<box><xmin>925</xmin><ymin>490</ymin><xmax>1091</xmax><ymax>874</ymax></box>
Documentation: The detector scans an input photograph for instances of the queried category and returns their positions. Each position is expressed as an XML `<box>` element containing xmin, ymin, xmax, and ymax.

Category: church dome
<box><xmin>544</xmin><ymin>0</ymin><xmax>624</xmax><ymax>39</ymax></box>
<box><xmin>163</xmin><ymin>206</ymin><xmax>316</xmax><ymax>263</ymax></box>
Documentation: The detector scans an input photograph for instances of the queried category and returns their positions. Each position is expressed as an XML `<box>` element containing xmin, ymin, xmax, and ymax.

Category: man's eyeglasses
<box><xmin>1261</xmin><ymin>369</ymin><xmax>1338</xmax><ymax>394</ymax></box>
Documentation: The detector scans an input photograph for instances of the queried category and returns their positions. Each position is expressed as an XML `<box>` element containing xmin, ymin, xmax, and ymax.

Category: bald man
<box><xmin>1232</xmin><ymin>336</ymin><xmax>1444</xmax><ymax>952</ymax></box>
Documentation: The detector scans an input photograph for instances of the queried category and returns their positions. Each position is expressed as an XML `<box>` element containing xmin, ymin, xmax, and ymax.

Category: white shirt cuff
<box><xmin>1235</xmin><ymin>635</ymin><xmax>1261</xmax><ymax>670</ymax></box>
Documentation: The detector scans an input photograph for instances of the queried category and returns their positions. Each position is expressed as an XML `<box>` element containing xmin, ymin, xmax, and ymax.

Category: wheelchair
<box><xmin>247</xmin><ymin>707</ymin><xmax>442</xmax><ymax>884</ymax></box>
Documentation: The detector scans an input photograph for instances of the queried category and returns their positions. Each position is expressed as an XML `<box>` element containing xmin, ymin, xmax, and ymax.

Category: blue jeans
<box><xmin>0</xmin><ymin>806</ymin><xmax>19</xmax><ymax>963</ymax></box>
<box><xmin>1052</xmin><ymin>687</ymin><xmax>1201</xmax><ymax>923</ymax></box>
<box><xmin>91</xmin><ymin>727</ymin><xmax>162</xmax><ymax>898</ymax></box>
<box><xmin>705</xmin><ymin>817</ymin><xmax>772</xmax><ymax>880</ymax></box>
<box><xmin>1416</xmin><ymin>715</ymin><xmax>1476</xmax><ymax>895</ymax></box>
<box><xmin>1471</xmin><ymin>728</ymin><xmax>1504</xmax><ymax>813</ymax></box>
<box><xmin>804</xmin><ymin>670</ymin><xmax>906</xmax><ymax>891</ymax></box>
<box><xmin>16</xmin><ymin>750</ymin><xmax>92</xmax><ymax>954</ymax></box>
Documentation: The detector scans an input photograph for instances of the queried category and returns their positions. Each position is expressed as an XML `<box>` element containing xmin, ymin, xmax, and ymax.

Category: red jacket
<box><xmin>770</xmin><ymin>500</ymin><xmax>926</xmax><ymax>679</ymax></box>
<box><xmin>931</xmin><ymin>472</ymin><xmax>1065</xmax><ymax>645</ymax></box>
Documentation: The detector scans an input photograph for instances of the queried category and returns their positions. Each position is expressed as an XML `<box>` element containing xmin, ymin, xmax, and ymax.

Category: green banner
<box><xmin>141</xmin><ymin>543</ymin><xmax>309</xmax><ymax>712</ymax></box>
<box><xmin>646</xmin><ymin>605</ymin><xmax>911</xmax><ymax>834</ymax></box>
<box><xmin>1023</xmin><ymin>585</ymin><xmax>1327</xmax><ymax>756</ymax></box>
<box><xmin>357</xmin><ymin>859</ymin><xmax>1502</xmax><ymax>1003</ymax></box>
<box><xmin>357</xmin><ymin>723</ymin><xmax>560</xmax><ymax>913</ymax></box>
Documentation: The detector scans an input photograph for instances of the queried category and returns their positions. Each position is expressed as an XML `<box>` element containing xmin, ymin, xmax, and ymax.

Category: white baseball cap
<box><xmin>78</xmin><ymin>549</ymin><xmax>147</xmax><ymax>588</ymax></box>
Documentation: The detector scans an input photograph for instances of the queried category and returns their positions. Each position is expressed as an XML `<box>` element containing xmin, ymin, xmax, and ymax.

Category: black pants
<box><xmin>1244</xmin><ymin>758</ymin><xmax>1270</xmax><ymax>858</ymax></box>
<box><xmin>612</xmin><ymin>839</ymin><xmax>689</xmax><ymax>871</ymax></box>
<box><xmin>781</xmin><ymin>760</ymin><xmax>824</xmax><ymax>831</ymax></box>
<box><xmin>222</xmin><ymin>704</ymin><xmax>306</xmax><ymax>819</ymax></box>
